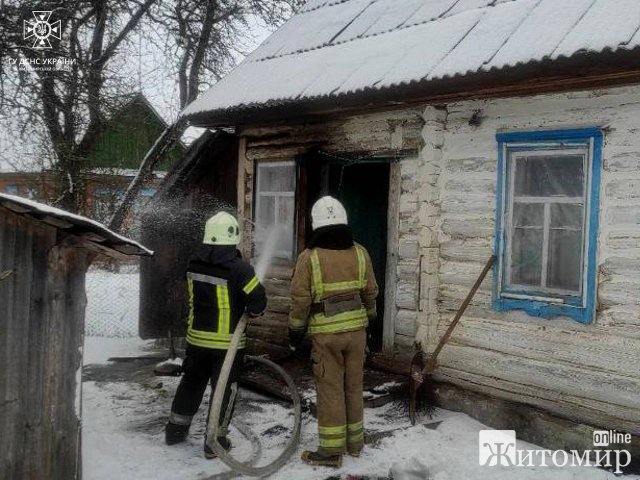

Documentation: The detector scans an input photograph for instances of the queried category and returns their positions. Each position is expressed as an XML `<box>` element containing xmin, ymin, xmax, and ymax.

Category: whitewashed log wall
<box><xmin>238</xmin><ymin>84</ymin><xmax>640</xmax><ymax>434</ymax></box>
<box><xmin>407</xmin><ymin>85</ymin><xmax>640</xmax><ymax>435</ymax></box>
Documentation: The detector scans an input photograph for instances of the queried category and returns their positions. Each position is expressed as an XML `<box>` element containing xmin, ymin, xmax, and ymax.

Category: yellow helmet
<box><xmin>203</xmin><ymin>212</ymin><xmax>240</xmax><ymax>245</ymax></box>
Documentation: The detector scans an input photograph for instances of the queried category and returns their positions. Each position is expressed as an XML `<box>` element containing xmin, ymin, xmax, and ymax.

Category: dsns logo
<box><xmin>23</xmin><ymin>11</ymin><xmax>61</xmax><ymax>49</ymax></box>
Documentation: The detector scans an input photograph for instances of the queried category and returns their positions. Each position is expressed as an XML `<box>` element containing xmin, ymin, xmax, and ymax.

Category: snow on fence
<box><xmin>85</xmin><ymin>266</ymin><xmax>139</xmax><ymax>338</ymax></box>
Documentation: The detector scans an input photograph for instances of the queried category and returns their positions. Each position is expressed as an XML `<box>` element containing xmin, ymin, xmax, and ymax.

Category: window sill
<box><xmin>493</xmin><ymin>296</ymin><xmax>594</xmax><ymax>324</ymax></box>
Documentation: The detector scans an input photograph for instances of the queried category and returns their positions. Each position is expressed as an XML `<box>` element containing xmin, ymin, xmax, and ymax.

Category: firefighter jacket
<box><xmin>185</xmin><ymin>245</ymin><xmax>266</xmax><ymax>350</ymax></box>
<box><xmin>289</xmin><ymin>243</ymin><xmax>379</xmax><ymax>336</ymax></box>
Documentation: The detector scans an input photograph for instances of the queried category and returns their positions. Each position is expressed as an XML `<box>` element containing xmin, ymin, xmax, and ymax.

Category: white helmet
<box><xmin>311</xmin><ymin>196</ymin><xmax>348</xmax><ymax>231</ymax></box>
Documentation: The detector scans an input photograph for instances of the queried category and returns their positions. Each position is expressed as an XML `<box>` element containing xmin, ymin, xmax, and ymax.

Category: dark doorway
<box><xmin>300</xmin><ymin>157</ymin><xmax>390</xmax><ymax>352</ymax></box>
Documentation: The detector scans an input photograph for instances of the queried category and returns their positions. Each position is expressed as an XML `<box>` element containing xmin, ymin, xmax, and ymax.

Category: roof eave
<box><xmin>184</xmin><ymin>48</ymin><xmax>640</xmax><ymax>129</ymax></box>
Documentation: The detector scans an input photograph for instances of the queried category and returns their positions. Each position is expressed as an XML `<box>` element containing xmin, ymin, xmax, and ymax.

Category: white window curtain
<box><xmin>254</xmin><ymin>162</ymin><xmax>296</xmax><ymax>259</ymax></box>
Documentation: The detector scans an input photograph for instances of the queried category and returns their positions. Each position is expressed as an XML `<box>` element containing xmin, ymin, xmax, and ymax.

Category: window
<box><xmin>4</xmin><ymin>184</ymin><xmax>18</xmax><ymax>194</ymax></box>
<box><xmin>494</xmin><ymin>129</ymin><xmax>602</xmax><ymax>324</ymax></box>
<box><xmin>254</xmin><ymin>161</ymin><xmax>296</xmax><ymax>259</ymax></box>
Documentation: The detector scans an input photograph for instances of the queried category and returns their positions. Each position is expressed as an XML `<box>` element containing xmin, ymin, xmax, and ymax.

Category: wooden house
<box><xmin>146</xmin><ymin>0</ymin><xmax>640</xmax><ymax>462</ymax></box>
<box><xmin>0</xmin><ymin>94</ymin><xmax>184</xmax><ymax>233</ymax></box>
<box><xmin>0</xmin><ymin>193</ymin><xmax>151</xmax><ymax>479</ymax></box>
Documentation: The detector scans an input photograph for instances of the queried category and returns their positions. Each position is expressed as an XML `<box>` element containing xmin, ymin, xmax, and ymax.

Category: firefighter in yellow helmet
<box><xmin>166</xmin><ymin>211</ymin><xmax>266</xmax><ymax>459</ymax></box>
<box><xmin>289</xmin><ymin>196</ymin><xmax>379</xmax><ymax>467</ymax></box>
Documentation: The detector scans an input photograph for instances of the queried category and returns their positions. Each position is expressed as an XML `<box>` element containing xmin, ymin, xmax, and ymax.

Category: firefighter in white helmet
<box><xmin>165</xmin><ymin>211</ymin><xmax>266</xmax><ymax>459</ymax></box>
<box><xmin>289</xmin><ymin>196</ymin><xmax>379</xmax><ymax>467</ymax></box>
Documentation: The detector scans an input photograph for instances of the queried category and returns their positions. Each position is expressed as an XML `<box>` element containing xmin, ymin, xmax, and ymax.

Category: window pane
<box><xmin>513</xmin><ymin>203</ymin><xmax>543</xmax><ymax>227</ymax></box>
<box><xmin>254</xmin><ymin>163</ymin><xmax>296</xmax><ymax>259</ymax></box>
<box><xmin>510</xmin><ymin>228</ymin><xmax>543</xmax><ymax>286</ymax></box>
<box><xmin>258</xmin><ymin>165</ymin><xmax>295</xmax><ymax>192</ymax></box>
<box><xmin>278</xmin><ymin>197</ymin><xmax>295</xmax><ymax>255</ymax></box>
<box><xmin>514</xmin><ymin>154</ymin><xmax>584</xmax><ymax>197</ymax></box>
<box><xmin>547</xmin><ymin>230</ymin><xmax>582</xmax><ymax>292</ymax></box>
<box><xmin>551</xmin><ymin>203</ymin><xmax>583</xmax><ymax>229</ymax></box>
<box><xmin>256</xmin><ymin>196</ymin><xmax>275</xmax><ymax>229</ymax></box>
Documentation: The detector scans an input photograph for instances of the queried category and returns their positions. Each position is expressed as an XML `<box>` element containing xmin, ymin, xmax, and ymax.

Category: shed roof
<box><xmin>183</xmin><ymin>0</ymin><xmax>640</xmax><ymax>125</ymax></box>
<box><xmin>0</xmin><ymin>193</ymin><xmax>153</xmax><ymax>257</ymax></box>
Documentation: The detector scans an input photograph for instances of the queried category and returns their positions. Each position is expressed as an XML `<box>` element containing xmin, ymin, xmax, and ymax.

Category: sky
<box><xmin>0</xmin><ymin>14</ymin><xmax>274</xmax><ymax>172</ymax></box>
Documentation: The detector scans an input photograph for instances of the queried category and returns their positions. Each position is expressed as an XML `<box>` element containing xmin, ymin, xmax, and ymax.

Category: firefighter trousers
<box><xmin>311</xmin><ymin>328</ymin><xmax>366</xmax><ymax>456</ymax></box>
<box><xmin>170</xmin><ymin>344</ymin><xmax>244</xmax><ymax>440</ymax></box>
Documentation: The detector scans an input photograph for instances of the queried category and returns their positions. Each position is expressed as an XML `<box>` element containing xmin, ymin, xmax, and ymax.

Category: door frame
<box><xmin>295</xmin><ymin>152</ymin><xmax>400</xmax><ymax>353</ymax></box>
<box><xmin>382</xmin><ymin>162</ymin><xmax>400</xmax><ymax>353</ymax></box>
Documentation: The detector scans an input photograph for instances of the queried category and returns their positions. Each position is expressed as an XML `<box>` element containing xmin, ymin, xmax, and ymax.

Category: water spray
<box><xmin>254</xmin><ymin>225</ymin><xmax>283</xmax><ymax>282</ymax></box>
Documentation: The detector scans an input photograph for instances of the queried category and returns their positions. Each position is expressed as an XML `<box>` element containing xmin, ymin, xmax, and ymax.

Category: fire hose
<box><xmin>203</xmin><ymin>316</ymin><xmax>302</xmax><ymax>479</ymax></box>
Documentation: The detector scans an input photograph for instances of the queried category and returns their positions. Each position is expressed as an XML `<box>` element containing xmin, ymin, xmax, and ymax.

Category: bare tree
<box><xmin>0</xmin><ymin>0</ymin><xmax>301</xmax><ymax>223</ymax></box>
<box><xmin>0</xmin><ymin>0</ymin><xmax>156</xmax><ymax>212</ymax></box>
<box><xmin>151</xmin><ymin>0</ymin><xmax>303</xmax><ymax>109</ymax></box>
<box><xmin>107</xmin><ymin>0</ymin><xmax>302</xmax><ymax>231</ymax></box>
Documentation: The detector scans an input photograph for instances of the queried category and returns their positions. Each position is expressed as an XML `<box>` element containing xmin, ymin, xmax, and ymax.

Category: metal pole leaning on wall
<box><xmin>204</xmin><ymin>316</ymin><xmax>302</xmax><ymax>479</ymax></box>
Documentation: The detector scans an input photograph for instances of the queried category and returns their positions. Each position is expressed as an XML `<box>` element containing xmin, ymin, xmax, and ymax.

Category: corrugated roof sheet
<box><xmin>182</xmin><ymin>0</ymin><xmax>640</xmax><ymax>121</ymax></box>
<box><xmin>0</xmin><ymin>193</ymin><xmax>153</xmax><ymax>257</ymax></box>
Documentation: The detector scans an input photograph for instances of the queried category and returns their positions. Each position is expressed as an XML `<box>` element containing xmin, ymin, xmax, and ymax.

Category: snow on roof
<box><xmin>0</xmin><ymin>193</ymin><xmax>153</xmax><ymax>257</ymax></box>
<box><xmin>182</xmin><ymin>0</ymin><xmax>640</xmax><ymax>122</ymax></box>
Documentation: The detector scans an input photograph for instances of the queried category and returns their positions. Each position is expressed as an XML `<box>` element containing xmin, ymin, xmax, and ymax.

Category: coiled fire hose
<box><xmin>204</xmin><ymin>316</ymin><xmax>302</xmax><ymax>478</ymax></box>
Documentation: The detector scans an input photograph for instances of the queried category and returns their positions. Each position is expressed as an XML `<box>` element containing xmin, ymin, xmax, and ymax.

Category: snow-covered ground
<box><xmin>82</xmin><ymin>337</ymin><xmax>639</xmax><ymax>480</ymax></box>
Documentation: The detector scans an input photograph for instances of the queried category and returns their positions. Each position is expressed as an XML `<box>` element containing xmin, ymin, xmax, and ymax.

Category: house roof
<box><xmin>0</xmin><ymin>193</ymin><xmax>153</xmax><ymax>257</ymax></box>
<box><xmin>183</xmin><ymin>0</ymin><xmax>640</xmax><ymax>126</ymax></box>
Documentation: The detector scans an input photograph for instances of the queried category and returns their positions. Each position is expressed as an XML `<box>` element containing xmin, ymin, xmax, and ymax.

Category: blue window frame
<box><xmin>493</xmin><ymin>128</ymin><xmax>603</xmax><ymax>324</ymax></box>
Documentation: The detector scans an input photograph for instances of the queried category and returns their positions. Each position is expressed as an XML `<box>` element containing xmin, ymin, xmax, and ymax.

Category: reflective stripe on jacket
<box><xmin>289</xmin><ymin>243</ymin><xmax>379</xmax><ymax>336</ymax></box>
<box><xmin>186</xmin><ymin>246</ymin><xmax>266</xmax><ymax>350</ymax></box>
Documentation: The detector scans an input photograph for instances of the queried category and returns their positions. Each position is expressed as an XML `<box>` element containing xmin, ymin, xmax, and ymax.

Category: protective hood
<box><xmin>191</xmin><ymin>244</ymin><xmax>240</xmax><ymax>265</ymax></box>
<box><xmin>307</xmin><ymin>224</ymin><xmax>354</xmax><ymax>250</ymax></box>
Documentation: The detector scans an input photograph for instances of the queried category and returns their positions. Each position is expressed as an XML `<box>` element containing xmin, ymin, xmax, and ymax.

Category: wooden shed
<box><xmin>176</xmin><ymin>0</ymin><xmax>640</xmax><ymax>469</ymax></box>
<box><xmin>0</xmin><ymin>193</ymin><xmax>151</xmax><ymax>480</ymax></box>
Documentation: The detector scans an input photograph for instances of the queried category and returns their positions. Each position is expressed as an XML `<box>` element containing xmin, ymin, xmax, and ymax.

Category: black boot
<box><xmin>301</xmin><ymin>450</ymin><xmax>343</xmax><ymax>467</ymax></box>
<box><xmin>165</xmin><ymin>422</ymin><xmax>189</xmax><ymax>445</ymax></box>
<box><xmin>204</xmin><ymin>437</ymin><xmax>232</xmax><ymax>459</ymax></box>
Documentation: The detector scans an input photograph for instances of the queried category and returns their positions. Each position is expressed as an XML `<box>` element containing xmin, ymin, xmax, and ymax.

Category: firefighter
<box><xmin>289</xmin><ymin>196</ymin><xmax>379</xmax><ymax>467</ymax></box>
<box><xmin>165</xmin><ymin>211</ymin><xmax>266</xmax><ymax>459</ymax></box>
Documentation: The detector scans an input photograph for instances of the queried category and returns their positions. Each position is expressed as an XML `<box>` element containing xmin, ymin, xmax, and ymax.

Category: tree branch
<box><xmin>186</xmin><ymin>0</ymin><xmax>218</xmax><ymax>104</ymax></box>
<box><xmin>108</xmin><ymin>119</ymin><xmax>187</xmax><ymax>232</ymax></box>
<box><xmin>98</xmin><ymin>0</ymin><xmax>157</xmax><ymax>65</ymax></box>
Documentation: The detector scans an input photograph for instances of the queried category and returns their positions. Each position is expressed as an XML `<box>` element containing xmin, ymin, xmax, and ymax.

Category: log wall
<box><xmin>0</xmin><ymin>209</ymin><xmax>87</xmax><ymax>479</ymax></box>
<box><xmin>239</xmin><ymin>83</ymin><xmax>640</xmax><ymax>435</ymax></box>
<box><xmin>408</xmin><ymin>85</ymin><xmax>640</xmax><ymax>434</ymax></box>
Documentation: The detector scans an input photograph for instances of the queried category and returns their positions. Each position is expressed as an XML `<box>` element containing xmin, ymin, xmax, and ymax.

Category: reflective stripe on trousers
<box><xmin>312</xmin><ymin>329</ymin><xmax>366</xmax><ymax>455</ymax></box>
